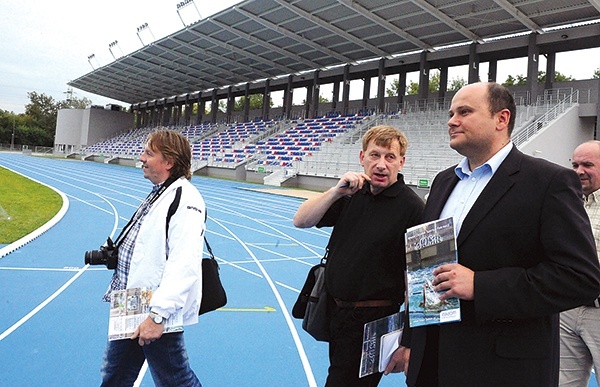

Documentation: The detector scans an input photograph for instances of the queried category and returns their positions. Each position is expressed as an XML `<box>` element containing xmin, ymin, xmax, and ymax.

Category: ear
<box><xmin>496</xmin><ymin>108</ymin><xmax>511</xmax><ymax>132</ymax></box>
<box><xmin>163</xmin><ymin>157</ymin><xmax>174</xmax><ymax>171</ymax></box>
<box><xmin>359</xmin><ymin>149</ymin><xmax>365</xmax><ymax>165</ymax></box>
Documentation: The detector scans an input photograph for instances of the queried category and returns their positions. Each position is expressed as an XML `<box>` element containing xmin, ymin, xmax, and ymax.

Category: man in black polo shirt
<box><xmin>294</xmin><ymin>125</ymin><xmax>424</xmax><ymax>386</ymax></box>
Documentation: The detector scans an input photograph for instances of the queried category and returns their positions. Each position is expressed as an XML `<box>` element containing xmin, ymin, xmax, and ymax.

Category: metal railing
<box><xmin>512</xmin><ymin>89</ymin><xmax>579</xmax><ymax>147</ymax></box>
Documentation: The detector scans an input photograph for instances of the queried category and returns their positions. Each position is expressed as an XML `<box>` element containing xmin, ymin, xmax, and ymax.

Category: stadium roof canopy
<box><xmin>69</xmin><ymin>0</ymin><xmax>600</xmax><ymax>105</ymax></box>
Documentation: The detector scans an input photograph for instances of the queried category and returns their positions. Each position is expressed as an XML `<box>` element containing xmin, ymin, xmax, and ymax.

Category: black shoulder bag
<box><xmin>292</xmin><ymin>249</ymin><xmax>330</xmax><ymax>342</ymax></box>
<box><xmin>166</xmin><ymin>186</ymin><xmax>227</xmax><ymax>315</ymax></box>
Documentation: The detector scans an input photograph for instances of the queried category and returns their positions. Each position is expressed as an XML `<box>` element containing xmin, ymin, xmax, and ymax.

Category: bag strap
<box><xmin>165</xmin><ymin>185</ymin><xmax>211</xmax><ymax>260</ymax></box>
<box><xmin>113</xmin><ymin>176</ymin><xmax>178</xmax><ymax>248</ymax></box>
<box><xmin>321</xmin><ymin>247</ymin><xmax>329</xmax><ymax>265</ymax></box>
<box><xmin>204</xmin><ymin>236</ymin><xmax>215</xmax><ymax>259</ymax></box>
<box><xmin>166</xmin><ymin>186</ymin><xmax>182</xmax><ymax>239</ymax></box>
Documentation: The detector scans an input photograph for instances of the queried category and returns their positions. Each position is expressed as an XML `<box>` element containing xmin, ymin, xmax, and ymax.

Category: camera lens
<box><xmin>84</xmin><ymin>250</ymin><xmax>104</xmax><ymax>265</ymax></box>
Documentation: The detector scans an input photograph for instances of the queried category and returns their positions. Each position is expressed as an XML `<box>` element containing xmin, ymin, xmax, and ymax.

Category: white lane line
<box><xmin>0</xmin><ymin>265</ymin><xmax>88</xmax><ymax>342</ymax></box>
<box><xmin>210</xmin><ymin>216</ymin><xmax>318</xmax><ymax>387</ymax></box>
<box><xmin>0</xmin><ymin>191</ymin><xmax>120</xmax><ymax>342</ymax></box>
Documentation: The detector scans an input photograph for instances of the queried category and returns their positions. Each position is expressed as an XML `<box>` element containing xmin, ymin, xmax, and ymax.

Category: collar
<box><xmin>454</xmin><ymin>142</ymin><xmax>513</xmax><ymax>179</ymax></box>
<box><xmin>585</xmin><ymin>190</ymin><xmax>600</xmax><ymax>204</ymax></box>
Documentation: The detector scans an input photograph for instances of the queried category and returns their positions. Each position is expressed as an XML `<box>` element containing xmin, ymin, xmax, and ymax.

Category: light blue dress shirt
<box><xmin>440</xmin><ymin>142</ymin><xmax>513</xmax><ymax>235</ymax></box>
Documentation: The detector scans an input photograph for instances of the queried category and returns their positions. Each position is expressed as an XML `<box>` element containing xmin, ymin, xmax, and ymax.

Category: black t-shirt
<box><xmin>317</xmin><ymin>174</ymin><xmax>424</xmax><ymax>302</ymax></box>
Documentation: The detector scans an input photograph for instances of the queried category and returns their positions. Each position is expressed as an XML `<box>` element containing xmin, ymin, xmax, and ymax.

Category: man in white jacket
<box><xmin>100</xmin><ymin>130</ymin><xmax>205</xmax><ymax>386</ymax></box>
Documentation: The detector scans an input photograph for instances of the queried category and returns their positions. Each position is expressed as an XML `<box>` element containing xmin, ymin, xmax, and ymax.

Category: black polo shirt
<box><xmin>317</xmin><ymin>174</ymin><xmax>424</xmax><ymax>302</ymax></box>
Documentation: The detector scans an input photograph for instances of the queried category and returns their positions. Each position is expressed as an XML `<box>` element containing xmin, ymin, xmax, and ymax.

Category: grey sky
<box><xmin>0</xmin><ymin>1</ymin><xmax>598</xmax><ymax>114</ymax></box>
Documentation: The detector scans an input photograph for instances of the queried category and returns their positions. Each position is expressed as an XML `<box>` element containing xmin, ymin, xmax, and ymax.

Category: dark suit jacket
<box><xmin>405</xmin><ymin>147</ymin><xmax>600</xmax><ymax>387</ymax></box>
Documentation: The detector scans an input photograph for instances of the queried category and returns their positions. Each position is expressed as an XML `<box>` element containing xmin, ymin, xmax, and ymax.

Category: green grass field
<box><xmin>0</xmin><ymin>166</ymin><xmax>62</xmax><ymax>244</ymax></box>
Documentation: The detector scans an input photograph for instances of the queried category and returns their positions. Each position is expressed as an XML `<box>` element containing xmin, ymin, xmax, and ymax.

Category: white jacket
<box><xmin>127</xmin><ymin>177</ymin><xmax>205</xmax><ymax>326</ymax></box>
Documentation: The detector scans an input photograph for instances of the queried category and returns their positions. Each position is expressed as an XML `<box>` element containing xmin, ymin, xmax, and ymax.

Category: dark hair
<box><xmin>362</xmin><ymin>125</ymin><xmax>408</xmax><ymax>156</ymax></box>
<box><xmin>487</xmin><ymin>83</ymin><xmax>516</xmax><ymax>135</ymax></box>
<box><xmin>146</xmin><ymin>130</ymin><xmax>192</xmax><ymax>180</ymax></box>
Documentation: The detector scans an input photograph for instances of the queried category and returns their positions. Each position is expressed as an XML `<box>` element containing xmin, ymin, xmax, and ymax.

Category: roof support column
<box><xmin>305</xmin><ymin>84</ymin><xmax>312</xmax><ymax>119</ymax></box>
<box><xmin>210</xmin><ymin>89</ymin><xmax>218</xmax><ymax>124</ymax></box>
<box><xmin>311</xmin><ymin>70</ymin><xmax>320</xmax><ymax>118</ymax></box>
<box><xmin>244</xmin><ymin>83</ymin><xmax>250</xmax><ymax>122</ymax></box>
<box><xmin>184</xmin><ymin>95</ymin><xmax>191</xmax><ymax>126</ymax></box>
<box><xmin>377</xmin><ymin>58</ymin><xmax>386</xmax><ymax>114</ymax></box>
<box><xmin>196</xmin><ymin>93</ymin><xmax>203</xmax><ymax>125</ymax></box>
<box><xmin>397</xmin><ymin>69</ymin><xmax>407</xmax><ymax>111</ymax></box>
<box><xmin>487</xmin><ymin>60</ymin><xmax>498</xmax><ymax>82</ymax></box>
<box><xmin>438</xmin><ymin>67</ymin><xmax>448</xmax><ymax>101</ymax></box>
<box><xmin>332</xmin><ymin>80</ymin><xmax>340</xmax><ymax>114</ymax></box>
<box><xmin>362</xmin><ymin>76</ymin><xmax>371</xmax><ymax>113</ymax></box>
<box><xmin>262</xmin><ymin>79</ymin><xmax>271</xmax><ymax>120</ymax></box>
<box><xmin>167</xmin><ymin>104</ymin><xmax>174</xmax><ymax>126</ymax></box>
<box><xmin>227</xmin><ymin>86</ymin><xmax>234</xmax><ymax>124</ymax></box>
<box><xmin>174</xmin><ymin>97</ymin><xmax>180</xmax><ymax>126</ymax></box>
<box><xmin>468</xmin><ymin>42</ymin><xmax>480</xmax><ymax>84</ymax></box>
<box><xmin>544</xmin><ymin>52</ymin><xmax>556</xmax><ymax>91</ymax></box>
<box><xmin>342</xmin><ymin>64</ymin><xmax>351</xmax><ymax>116</ymax></box>
<box><xmin>527</xmin><ymin>32</ymin><xmax>540</xmax><ymax>105</ymax></box>
<box><xmin>418</xmin><ymin>51</ymin><xmax>430</xmax><ymax>101</ymax></box>
<box><xmin>142</xmin><ymin>103</ymin><xmax>148</xmax><ymax>128</ymax></box>
<box><xmin>159</xmin><ymin>102</ymin><xmax>165</xmax><ymax>126</ymax></box>
<box><xmin>146</xmin><ymin>103</ymin><xmax>151</xmax><ymax>128</ymax></box>
<box><xmin>284</xmin><ymin>75</ymin><xmax>294</xmax><ymax>120</ymax></box>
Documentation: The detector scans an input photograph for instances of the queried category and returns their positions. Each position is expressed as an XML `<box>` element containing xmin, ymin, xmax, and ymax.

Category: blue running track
<box><xmin>0</xmin><ymin>152</ymin><xmax>414</xmax><ymax>387</ymax></box>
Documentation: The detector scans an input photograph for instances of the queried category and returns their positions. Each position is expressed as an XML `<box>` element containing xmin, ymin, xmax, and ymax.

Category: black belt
<box><xmin>333</xmin><ymin>298</ymin><xmax>396</xmax><ymax>308</ymax></box>
<box><xmin>585</xmin><ymin>298</ymin><xmax>600</xmax><ymax>307</ymax></box>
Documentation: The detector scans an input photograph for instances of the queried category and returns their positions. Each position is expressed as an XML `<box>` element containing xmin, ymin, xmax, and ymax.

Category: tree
<box><xmin>233</xmin><ymin>94</ymin><xmax>272</xmax><ymax>111</ymax></box>
<box><xmin>387</xmin><ymin>71</ymin><xmax>465</xmax><ymax>96</ymax></box>
<box><xmin>538</xmin><ymin>71</ymin><xmax>574</xmax><ymax>83</ymax></box>
<box><xmin>22</xmin><ymin>91</ymin><xmax>92</xmax><ymax>146</ymax></box>
<box><xmin>503</xmin><ymin>71</ymin><xmax>574</xmax><ymax>86</ymax></box>
<box><xmin>593</xmin><ymin>67</ymin><xmax>599</xmax><ymax>79</ymax></box>
<box><xmin>59</xmin><ymin>95</ymin><xmax>92</xmax><ymax>110</ymax></box>
<box><xmin>502</xmin><ymin>74</ymin><xmax>527</xmax><ymax>86</ymax></box>
<box><xmin>25</xmin><ymin>92</ymin><xmax>59</xmax><ymax>138</ymax></box>
<box><xmin>449</xmin><ymin>77</ymin><xmax>466</xmax><ymax>91</ymax></box>
<box><xmin>301</xmin><ymin>95</ymin><xmax>330</xmax><ymax>105</ymax></box>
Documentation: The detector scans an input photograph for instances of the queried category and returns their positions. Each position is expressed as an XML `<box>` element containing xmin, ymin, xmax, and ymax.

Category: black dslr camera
<box><xmin>84</xmin><ymin>238</ymin><xmax>118</xmax><ymax>269</ymax></box>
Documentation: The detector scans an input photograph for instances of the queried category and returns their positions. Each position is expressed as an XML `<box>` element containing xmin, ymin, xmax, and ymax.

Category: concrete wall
<box><xmin>55</xmin><ymin>109</ymin><xmax>85</xmax><ymax>150</ymax></box>
<box><xmin>520</xmin><ymin>105</ymin><xmax>595</xmax><ymax>168</ymax></box>
<box><xmin>55</xmin><ymin>108</ymin><xmax>133</xmax><ymax>153</ymax></box>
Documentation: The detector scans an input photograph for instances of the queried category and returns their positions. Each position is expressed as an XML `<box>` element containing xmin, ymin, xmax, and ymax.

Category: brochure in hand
<box><xmin>405</xmin><ymin>217</ymin><xmax>461</xmax><ymax>328</ymax></box>
<box><xmin>359</xmin><ymin>312</ymin><xmax>402</xmax><ymax>378</ymax></box>
<box><xmin>108</xmin><ymin>287</ymin><xmax>183</xmax><ymax>341</ymax></box>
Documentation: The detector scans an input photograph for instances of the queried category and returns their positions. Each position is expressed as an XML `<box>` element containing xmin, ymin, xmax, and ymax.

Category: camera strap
<box><xmin>113</xmin><ymin>176</ymin><xmax>178</xmax><ymax>247</ymax></box>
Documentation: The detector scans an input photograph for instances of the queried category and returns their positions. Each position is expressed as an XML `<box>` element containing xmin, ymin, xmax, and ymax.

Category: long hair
<box><xmin>146</xmin><ymin>130</ymin><xmax>192</xmax><ymax>180</ymax></box>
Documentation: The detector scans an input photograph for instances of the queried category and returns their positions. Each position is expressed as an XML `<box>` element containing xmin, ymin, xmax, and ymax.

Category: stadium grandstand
<box><xmin>57</xmin><ymin>0</ymin><xmax>600</xmax><ymax>193</ymax></box>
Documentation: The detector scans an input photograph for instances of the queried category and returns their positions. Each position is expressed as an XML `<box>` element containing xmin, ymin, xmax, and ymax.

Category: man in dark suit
<box><xmin>388</xmin><ymin>82</ymin><xmax>600</xmax><ymax>386</ymax></box>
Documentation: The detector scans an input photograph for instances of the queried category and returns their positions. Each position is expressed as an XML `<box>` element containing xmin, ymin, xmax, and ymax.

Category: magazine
<box><xmin>108</xmin><ymin>287</ymin><xmax>183</xmax><ymax>341</ymax></box>
<box><xmin>405</xmin><ymin>217</ymin><xmax>461</xmax><ymax>328</ymax></box>
<box><xmin>359</xmin><ymin>312</ymin><xmax>402</xmax><ymax>378</ymax></box>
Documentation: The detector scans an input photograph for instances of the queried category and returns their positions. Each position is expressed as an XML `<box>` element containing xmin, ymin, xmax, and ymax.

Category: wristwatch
<box><xmin>149</xmin><ymin>311</ymin><xmax>164</xmax><ymax>324</ymax></box>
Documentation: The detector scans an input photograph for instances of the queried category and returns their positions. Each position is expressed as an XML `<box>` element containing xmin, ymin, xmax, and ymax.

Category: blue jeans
<box><xmin>100</xmin><ymin>332</ymin><xmax>201</xmax><ymax>387</ymax></box>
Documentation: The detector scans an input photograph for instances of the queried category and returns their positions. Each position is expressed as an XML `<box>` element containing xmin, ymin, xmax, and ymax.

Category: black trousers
<box><xmin>325</xmin><ymin>302</ymin><xmax>399</xmax><ymax>387</ymax></box>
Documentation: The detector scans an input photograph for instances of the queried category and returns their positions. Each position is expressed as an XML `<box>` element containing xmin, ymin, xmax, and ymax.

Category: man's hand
<box><xmin>384</xmin><ymin>346</ymin><xmax>410</xmax><ymax>375</ymax></box>
<box><xmin>338</xmin><ymin>171</ymin><xmax>370</xmax><ymax>194</ymax></box>
<box><xmin>432</xmin><ymin>263</ymin><xmax>474</xmax><ymax>301</ymax></box>
<box><xmin>131</xmin><ymin>317</ymin><xmax>164</xmax><ymax>346</ymax></box>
